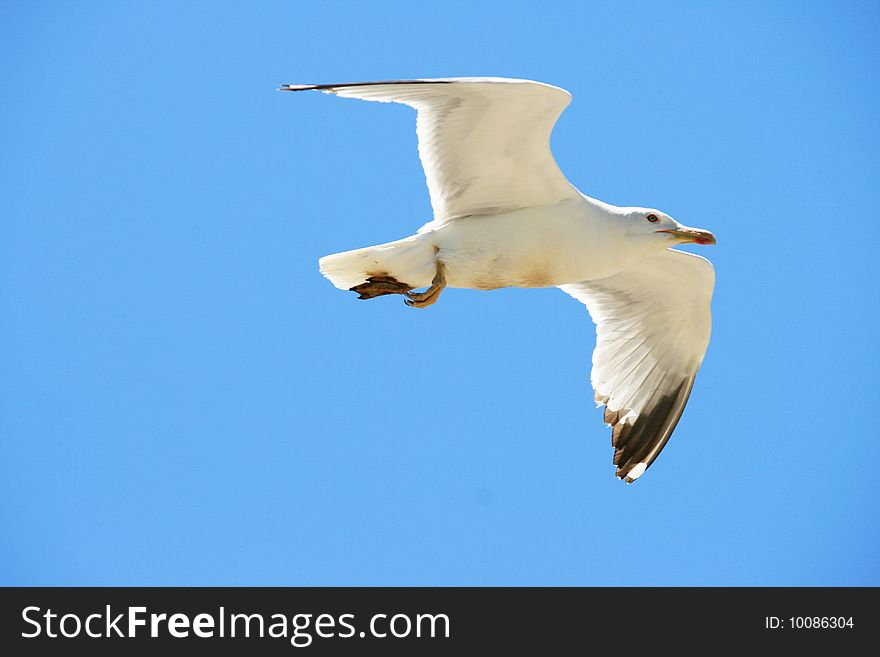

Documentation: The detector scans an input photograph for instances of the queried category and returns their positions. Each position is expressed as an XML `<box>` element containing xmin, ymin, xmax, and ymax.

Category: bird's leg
<box><xmin>405</xmin><ymin>261</ymin><xmax>446</xmax><ymax>309</ymax></box>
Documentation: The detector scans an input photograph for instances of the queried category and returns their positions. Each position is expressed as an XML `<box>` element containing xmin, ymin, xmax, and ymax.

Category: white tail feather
<box><xmin>319</xmin><ymin>235</ymin><xmax>436</xmax><ymax>291</ymax></box>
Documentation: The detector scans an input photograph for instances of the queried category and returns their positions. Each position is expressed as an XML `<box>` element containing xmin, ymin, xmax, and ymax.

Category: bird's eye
<box><xmin>646</xmin><ymin>214</ymin><xmax>659</xmax><ymax>223</ymax></box>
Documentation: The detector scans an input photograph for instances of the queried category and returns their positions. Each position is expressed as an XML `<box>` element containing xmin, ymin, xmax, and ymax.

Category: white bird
<box><xmin>281</xmin><ymin>77</ymin><xmax>716</xmax><ymax>484</ymax></box>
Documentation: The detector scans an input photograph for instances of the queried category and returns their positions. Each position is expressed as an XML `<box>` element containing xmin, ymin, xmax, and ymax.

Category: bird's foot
<box><xmin>405</xmin><ymin>262</ymin><xmax>446</xmax><ymax>309</ymax></box>
<box><xmin>350</xmin><ymin>275</ymin><xmax>413</xmax><ymax>300</ymax></box>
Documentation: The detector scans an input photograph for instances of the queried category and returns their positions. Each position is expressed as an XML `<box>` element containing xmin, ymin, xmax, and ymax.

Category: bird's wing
<box><xmin>281</xmin><ymin>78</ymin><xmax>581</xmax><ymax>222</ymax></box>
<box><xmin>559</xmin><ymin>249</ymin><xmax>715</xmax><ymax>483</ymax></box>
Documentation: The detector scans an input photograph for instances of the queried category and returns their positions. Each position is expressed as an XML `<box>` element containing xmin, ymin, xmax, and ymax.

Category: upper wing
<box><xmin>560</xmin><ymin>249</ymin><xmax>715</xmax><ymax>483</ymax></box>
<box><xmin>281</xmin><ymin>78</ymin><xmax>581</xmax><ymax>222</ymax></box>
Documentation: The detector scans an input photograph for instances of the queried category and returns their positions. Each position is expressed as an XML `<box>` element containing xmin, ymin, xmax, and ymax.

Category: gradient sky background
<box><xmin>2</xmin><ymin>1</ymin><xmax>878</xmax><ymax>585</ymax></box>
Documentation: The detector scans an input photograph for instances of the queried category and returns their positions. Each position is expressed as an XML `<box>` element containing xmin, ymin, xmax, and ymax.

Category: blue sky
<box><xmin>1</xmin><ymin>0</ymin><xmax>878</xmax><ymax>585</ymax></box>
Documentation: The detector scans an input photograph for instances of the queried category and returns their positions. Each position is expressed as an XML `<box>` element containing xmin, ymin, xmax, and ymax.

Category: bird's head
<box><xmin>627</xmin><ymin>208</ymin><xmax>717</xmax><ymax>248</ymax></box>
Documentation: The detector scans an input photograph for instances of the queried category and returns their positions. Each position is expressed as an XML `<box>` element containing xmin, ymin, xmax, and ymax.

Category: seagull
<box><xmin>281</xmin><ymin>77</ymin><xmax>716</xmax><ymax>484</ymax></box>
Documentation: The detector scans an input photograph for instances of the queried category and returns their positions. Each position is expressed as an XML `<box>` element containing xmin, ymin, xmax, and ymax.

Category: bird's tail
<box><xmin>319</xmin><ymin>235</ymin><xmax>437</xmax><ymax>292</ymax></box>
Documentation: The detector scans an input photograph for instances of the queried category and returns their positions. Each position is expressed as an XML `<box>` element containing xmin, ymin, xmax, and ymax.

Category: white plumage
<box><xmin>282</xmin><ymin>77</ymin><xmax>717</xmax><ymax>483</ymax></box>
<box><xmin>560</xmin><ymin>250</ymin><xmax>713</xmax><ymax>480</ymax></box>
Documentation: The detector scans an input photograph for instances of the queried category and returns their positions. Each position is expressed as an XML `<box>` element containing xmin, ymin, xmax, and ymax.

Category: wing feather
<box><xmin>560</xmin><ymin>249</ymin><xmax>714</xmax><ymax>483</ymax></box>
<box><xmin>281</xmin><ymin>77</ymin><xmax>581</xmax><ymax>222</ymax></box>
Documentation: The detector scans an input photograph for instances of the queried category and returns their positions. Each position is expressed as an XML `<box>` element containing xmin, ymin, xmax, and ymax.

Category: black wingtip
<box><xmin>277</xmin><ymin>80</ymin><xmax>454</xmax><ymax>93</ymax></box>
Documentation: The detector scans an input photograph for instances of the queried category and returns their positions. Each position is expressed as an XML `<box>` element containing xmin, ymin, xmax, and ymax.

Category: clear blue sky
<box><xmin>2</xmin><ymin>1</ymin><xmax>878</xmax><ymax>586</ymax></box>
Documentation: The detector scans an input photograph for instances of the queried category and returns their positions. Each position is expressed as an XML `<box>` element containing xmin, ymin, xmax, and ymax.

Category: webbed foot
<box><xmin>349</xmin><ymin>275</ymin><xmax>413</xmax><ymax>300</ymax></box>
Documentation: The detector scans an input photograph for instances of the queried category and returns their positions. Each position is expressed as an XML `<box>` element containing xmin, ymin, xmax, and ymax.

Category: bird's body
<box><xmin>323</xmin><ymin>196</ymin><xmax>634</xmax><ymax>292</ymax></box>
<box><xmin>430</xmin><ymin>199</ymin><xmax>620</xmax><ymax>289</ymax></box>
<box><xmin>283</xmin><ymin>77</ymin><xmax>717</xmax><ymax>483</ymax></box>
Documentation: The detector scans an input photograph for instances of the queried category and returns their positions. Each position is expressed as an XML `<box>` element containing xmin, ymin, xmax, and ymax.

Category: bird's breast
<box><xmin>429</xmin><ymin>204</ymin><xmax>628</xmax><ymax>289</ymax></box>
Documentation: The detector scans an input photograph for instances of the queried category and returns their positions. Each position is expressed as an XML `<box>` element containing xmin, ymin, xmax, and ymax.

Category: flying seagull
<box><xmin>281</xmin><ymin>77</ymin><xmax>716</xmax><ymax>483</ymax></box>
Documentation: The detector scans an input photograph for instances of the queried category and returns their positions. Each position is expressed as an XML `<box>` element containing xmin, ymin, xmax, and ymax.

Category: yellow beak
<box><xmin>657</xmin><ymin>228</ymin><xmax>717</xmax><ymax>245</ymax></box>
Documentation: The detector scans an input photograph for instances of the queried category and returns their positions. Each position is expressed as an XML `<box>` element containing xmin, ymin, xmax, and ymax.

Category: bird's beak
<box><xmin>657</xmin><ymin>227</ymin><xmax>717</xmax><ymax>245</ymax></box>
